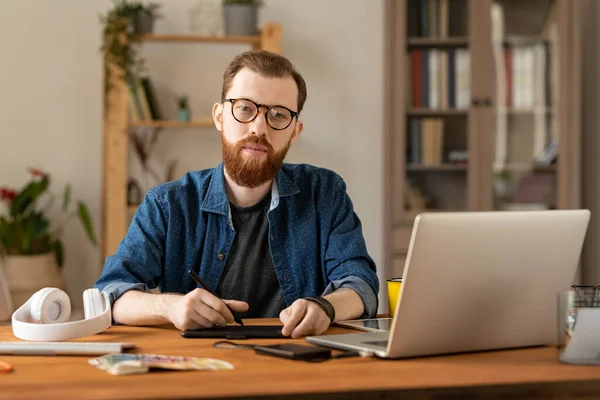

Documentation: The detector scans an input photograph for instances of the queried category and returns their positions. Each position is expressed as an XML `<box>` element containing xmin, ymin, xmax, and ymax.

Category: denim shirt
<box><xmin>94</xmin><ymin>162</ymin><xmax>379</xmax><ymax>318</ymax></box>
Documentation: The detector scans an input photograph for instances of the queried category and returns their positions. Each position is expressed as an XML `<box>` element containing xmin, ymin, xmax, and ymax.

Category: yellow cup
<box><xmin>387</xmin><ymin>278</ymin><xmax>403</xmax><ymax>318</ymax></box>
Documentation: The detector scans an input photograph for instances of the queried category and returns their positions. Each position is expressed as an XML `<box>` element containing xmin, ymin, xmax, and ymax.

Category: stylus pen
<box><xmin>187</xmin><ymin>269</ymin><xmax>244</xmax><ymax>326</ymax></box>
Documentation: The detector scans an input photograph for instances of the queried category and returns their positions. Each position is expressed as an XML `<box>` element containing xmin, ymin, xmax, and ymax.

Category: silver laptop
<box><xmin>306</xmin><ymin>210</ymin><xmax>591</xmax><ymax>359</ymax></box>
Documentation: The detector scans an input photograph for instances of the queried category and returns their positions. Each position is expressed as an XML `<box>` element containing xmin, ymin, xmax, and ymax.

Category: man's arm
<box><xmin>324</xmin><ymin>287</ymin><xmax>364</xmax><ymax>321</ymax></box>
<box><xmin>112</xmin><ymin>290</ymin><xmax>176</xmax><ymax>326</ymax></box>
<box><xmin>94</xmin><ymin>190</ymin><xmax>167</xmax><ymax>308</ymax></box>
<box><xmin>280</xmin><ymin>176</ymin><xmax>379</xmax><ymax>338</ymax></box>
<box><xmin>94</xmin><ymin>190</ymin><xmax>249</xmax><ymax>330</ymax></box>
<box><xmin>113</xmin><ymin>290</ymin><xmax>249</xmax><ymax>331</ymax></box>
<box><xmin>321</xmin><ymin>177</ymin><xmax>379</xmax><ymax>317</ymax></box>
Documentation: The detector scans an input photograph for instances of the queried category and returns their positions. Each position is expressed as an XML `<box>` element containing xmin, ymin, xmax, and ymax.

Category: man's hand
<box><xmin>279</xmin><ymin>299</ymin><xmax>331</xmax><ymax>338</ymax></box>
<box><xmin>164</xmin><ymin>289</ymin><xmax>249</xmax><ymax>331</ymax></box>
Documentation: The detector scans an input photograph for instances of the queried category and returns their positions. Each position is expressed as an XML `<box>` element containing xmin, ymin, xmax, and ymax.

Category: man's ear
<box><xmin>290</xmin><ymin>120</ymin><xmax>303</xmax><ymax>145</ymax></box>
<box><xmin>212</xmin><ymin>102</ymin><xmax>224</xmax><ymax>132</ymax></box>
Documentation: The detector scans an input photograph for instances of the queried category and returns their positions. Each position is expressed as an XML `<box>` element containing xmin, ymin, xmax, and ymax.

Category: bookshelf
<box><xmin>101</xmin><ymin>23</ymin><xmax>282</xmax><ymax>263</ymax></box>
<box><xmin>384</xmin><ymin>0</ymin><xmax>582</xmax><ymax>280</ymax></box>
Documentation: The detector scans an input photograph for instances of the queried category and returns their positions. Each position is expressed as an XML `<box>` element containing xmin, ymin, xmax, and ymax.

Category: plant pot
<box><xmin>133</xmin><ymin>11</ymin><xmax>155</xmax><ymax>34</ymax></box>
<box><xmin>177</xmin><ymin>108</ymin><xmax>191</xmax><ymax>122</ymax></box>
<box><xmin>2</xmin><ymin>253</ymin><xmax>65</xmax><ymax>310</ymax></box>
<box><xmin>223</xmin><ymin>4</ymin><xmax>258</xmax><ymax>36</ymax></box>
<box><xmin>494</xmin><ymin>180</ymin><xmax>514</xmax><ymax>199</ymax></box>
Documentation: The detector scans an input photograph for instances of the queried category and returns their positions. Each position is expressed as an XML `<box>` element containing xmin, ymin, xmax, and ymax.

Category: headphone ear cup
<box><xmin>29</xmin><ymin>287</ymin><xmax>71</xmax><ymax>324</ymax></box>
<box><xmin>29</xmin><ymin>288</ymin><xmax>55</xmax><ymax>323</ymax></box>
<box><xmin>83</xmin><ymin>288</ymin><xmax>104</xmax><ymax>319</ymax></box>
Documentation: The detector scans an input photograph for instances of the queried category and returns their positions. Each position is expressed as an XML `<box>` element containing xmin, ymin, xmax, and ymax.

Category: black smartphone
<box><xmin>253</xmin><ymin>343</ymin><xmax>331</xmax><ymax>361</ymax></box>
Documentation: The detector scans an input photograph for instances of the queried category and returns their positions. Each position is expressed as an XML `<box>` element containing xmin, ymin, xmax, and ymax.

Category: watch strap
<box><xmin>305</xmin><ymin>296</ymin><xmax>336</xmax><ymax>323</ymax></box>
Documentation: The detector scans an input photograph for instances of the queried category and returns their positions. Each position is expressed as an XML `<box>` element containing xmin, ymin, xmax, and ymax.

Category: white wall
<box><xmin>0</xmin><ymin>0</ymin><xmax>385</xmax><ymax>310</ymax></box>
<box><xmin>0</xmin><ymin>1</ymin><xmax>106</xmax><ymax>309</ymax></box>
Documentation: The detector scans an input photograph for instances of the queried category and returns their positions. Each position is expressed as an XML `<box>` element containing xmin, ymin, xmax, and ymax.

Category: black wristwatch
<box><xmin>305</xmin><ymin>296</ymin><xmax>336</xmax><ymax>323</ymax></box>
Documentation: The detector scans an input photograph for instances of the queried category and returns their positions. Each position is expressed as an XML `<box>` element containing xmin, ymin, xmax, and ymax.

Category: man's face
<box><xmin>212</xmin><ymin>68</ymin><xmax>303</xmax><ymax>188</ymax></box>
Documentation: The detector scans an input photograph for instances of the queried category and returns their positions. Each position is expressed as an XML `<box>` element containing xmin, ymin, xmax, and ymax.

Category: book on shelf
<box><xmin>408</xmin><ymin>0</ymin><xmax>452</xmax><ymax>38</ymax></box>
<box><xmin>127</xmin><ymin>76</ymin><xmax>163</xmax><ymax>122</ymax></box>
<box><xmin>406</xmin><ymin>48</ymin><xmax>470</xmax><ymax>110</ymax></box>
<box><xmin>492</xmin><ymin>0</ymin><xmax>553</xmax><ymax>110</ymax></box>
<box><xmin>500</xmin><ymin>44</ymin><xmax>549</xmax><ymax>110</ymax></box>
<box><xmin>408</xmin><ymin>117</ymin><xmax>445</xmax><ymax>165</ymax></box>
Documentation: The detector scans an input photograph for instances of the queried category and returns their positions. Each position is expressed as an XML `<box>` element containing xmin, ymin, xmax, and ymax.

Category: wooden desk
<box><xmin>2</xmin><ymin>319</ymin><xmax>600</xmax><ymax>400</ymax></box>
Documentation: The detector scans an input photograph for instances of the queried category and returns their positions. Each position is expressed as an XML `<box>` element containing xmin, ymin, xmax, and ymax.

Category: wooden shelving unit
<box><xmin>140</xmin><ymin>33</ymin><xmax>262</xmax><ymax>45</ymax></box>
<box><xmin>407</xmin><ymin>108</ymin><xmax>467</xmax><ymax>116</ymax></box>
<box><xmin>128</xmin><ymin>117</ymin><xmax>215</xmax><ymax>129</ymax></box>
<box><xmin>383</xmin><ymin>0</ymin><xmax>582</xmax><ymax>280</ymax></box>
<box><xmin>101</xmin><ymin>23</ymin><xmax>282</xmax><ymax>263</ymax></box>
<box><xmin>407</xmin><ymin>37</ymin><xmax>468</xmax><ymax>47</ymax></box>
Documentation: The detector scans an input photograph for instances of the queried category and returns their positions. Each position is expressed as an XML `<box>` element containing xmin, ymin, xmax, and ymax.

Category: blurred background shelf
<box><xmin>140</xmin><ymin>33</ymin><xmax>261</xmax><ymax>45</ymax></box>
<box><xmin>384</xmin><ymin>0</ymin><xmax>582</xmax><ymax>279</ymax></box>
<box><xmin>406</xmin><ymin>163</ymin><xmax>467</xmax><ymax>171</ymax></box>
<box><xmin>128</xmin><ymin>118</ymin><xmax>214</xmax><ymax>129</ymax></box>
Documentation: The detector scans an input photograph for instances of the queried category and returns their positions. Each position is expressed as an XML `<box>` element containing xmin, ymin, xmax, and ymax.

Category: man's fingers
<box><xmin>290</xmin><ymin>306</ymin><xmax>321</xmax><ymax>338</ymax></box>
<box><xmin>195</xmin><ymin>301</ymin><xmax>229</xmax><ymax>326</ymax></box>
<box><xmin>190</xmin><ymin>288</ymin><xmax>237</xmax><ymax>324</ymax></box>
<box><xmin>279</xmin><ymin>307</ymin><xmax>291</xmax><ymax>323</ymax></box>
<box><xmin>223</xmin><ymin>299</ymin><xmax>249</xmax><ymax>312</ymax></box>
<box><xmin>193</xmin><ymin>289</ymin><xmax>234</xmax><ymax>322</ymax></box>
<box><xmin>281</xmin><ymin>301</ymin><xmax>308</xmax><ymax>336</ymax></box>
<box><xmin>190</xmin><ymin>309</ymin><xmax>215</xmax><ymax>329</ymax></box>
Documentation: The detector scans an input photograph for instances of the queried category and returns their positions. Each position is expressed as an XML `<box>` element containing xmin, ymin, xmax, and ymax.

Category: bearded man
<box><xmin>94</xmin><ymin>50</ymin><xmax>379</xmax><ymax>338</ymax></box>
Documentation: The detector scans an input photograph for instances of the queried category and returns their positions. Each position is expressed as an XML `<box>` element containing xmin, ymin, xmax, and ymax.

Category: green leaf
<box><xmin>62</xmin><ymin>184</ymin><xmax>71</xmax><ymax>212</ymax></box>
<box><xmin>20</xmin><ymin>222</ymin><xmax>30</xmax><ymax>253</ymax></box>
<box><xmin>31</xmin><ymin>213</ymin><xmax>50</xmax><ymax>239</ymax></box>
<box><xmin>78</xmin><ymin>201</ymin><xmax>97</xmax><ymax>246</ymax></box>
<box><xmin>10</xmin><ymin>175</ymin><xmax>49</xmax><ymax>217</ymax></box>
<box><xmin>54</xmin><ymin>239</ymin><xmax>64</xmax><ymax>268</ymax></box>
<box><xmin>0</xmin><ymin>216</ymin><xmax>18</xmax><ymax>253</ymax></box>
<box><xmin>0</xmin><ymin>217</ymin><xmax>9</xmax><ymax>251</ymax></box>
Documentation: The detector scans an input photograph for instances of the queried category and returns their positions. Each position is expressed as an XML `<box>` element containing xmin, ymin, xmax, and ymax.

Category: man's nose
<box><xmin>249</xmin><ymin>108</ymin><xmax>269</xmax><ymax>136</ymax></box>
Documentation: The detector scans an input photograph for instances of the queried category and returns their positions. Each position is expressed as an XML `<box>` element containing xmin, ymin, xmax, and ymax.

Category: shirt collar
<box><xmin>200</xmin><ymin>162</ymin><xmax>300</xmax><ymax>216</ymax></box>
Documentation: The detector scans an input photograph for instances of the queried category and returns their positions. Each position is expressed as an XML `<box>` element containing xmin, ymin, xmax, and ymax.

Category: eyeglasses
<box><xmin>224</xmin><ymin>98</ymin><xmax>298</xmax><ymax>131</ymax></box>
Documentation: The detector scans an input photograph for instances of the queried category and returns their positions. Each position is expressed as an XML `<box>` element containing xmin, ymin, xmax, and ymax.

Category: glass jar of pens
<box><xmin>557</xmin><ymin>285</ymin><xmax>600</xmax><ymax>364</ymax></box>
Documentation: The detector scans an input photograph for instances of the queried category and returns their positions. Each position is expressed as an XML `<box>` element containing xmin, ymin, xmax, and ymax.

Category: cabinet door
<box><xmin>473</xmin><ymin>0</ymin><xmax>581</xmax><ymax>211</ymax></box>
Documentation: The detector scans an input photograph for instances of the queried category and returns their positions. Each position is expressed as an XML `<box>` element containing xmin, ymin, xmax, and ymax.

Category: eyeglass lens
<box><xmin>231</xmin><ymin>99</ymin><xmax>293</xmax><ymax>130</ymax></box>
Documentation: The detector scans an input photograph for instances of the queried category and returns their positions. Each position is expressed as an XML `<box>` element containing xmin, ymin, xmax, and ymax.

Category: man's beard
<box><xmin>221</xmin><ymin>134</ymin><xmax>291</xmax><ymax>188</ymax></box>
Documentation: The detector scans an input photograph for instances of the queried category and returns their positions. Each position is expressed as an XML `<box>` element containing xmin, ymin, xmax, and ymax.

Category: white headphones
<box><xmin>11</xmin><ymin>287</ymin><xmax>112</xmax><ymax>341</ymax></box>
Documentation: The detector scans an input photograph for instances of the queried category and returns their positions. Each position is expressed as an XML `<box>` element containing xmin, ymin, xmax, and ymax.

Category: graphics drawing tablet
<box><xmin>181</xmin><ymin>325</ymin><xmax>287</xmax><ymax>339</ymax></box>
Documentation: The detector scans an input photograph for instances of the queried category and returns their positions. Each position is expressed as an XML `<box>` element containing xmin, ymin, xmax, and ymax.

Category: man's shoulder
<box><xmin>147</xmin><ymin>167</ymin><xmax>216</xmax><ymax>202</ymax></box>
<box><xmin>280</xmin><ymin>163</ymin><xmax>345</xmax><ymax>187</ymax></box>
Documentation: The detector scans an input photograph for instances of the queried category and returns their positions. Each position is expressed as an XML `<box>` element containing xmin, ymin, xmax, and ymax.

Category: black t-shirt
<box><xmin>216</xmin><ymin>193</ymin><xmax>287</xmax><ymax>318</ymax></box>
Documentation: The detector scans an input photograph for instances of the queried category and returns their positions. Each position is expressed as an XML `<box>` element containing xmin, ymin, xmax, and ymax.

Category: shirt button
<box><xmin>218</xmin><ymin>253</ymin><xmax>224</xmax><ymax>260</ymax></box>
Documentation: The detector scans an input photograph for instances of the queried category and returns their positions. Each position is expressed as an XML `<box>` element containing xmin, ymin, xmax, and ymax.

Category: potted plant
<box><xmin>222</xmin><ymin>0</ymin><xmax>262</xmax><ymax>36</ymax></box>
<box><xmin>99</xmin><ymin>1</ymin><xmax>162</xmax><ymax>100</ymax></box>
<box><xmin>0</xmin><ymin>168</ymin><xmax>97</xmax><ymax>309</ymax></box>
<box><xmin>494</xmin><ymin>168</ymin><xmax>513</xmax><ymax>199</ymax></box>
<box><xmin>177</xmin><ymin>95</ymin><xmax>191</xmax><ymax>122</ymax></box>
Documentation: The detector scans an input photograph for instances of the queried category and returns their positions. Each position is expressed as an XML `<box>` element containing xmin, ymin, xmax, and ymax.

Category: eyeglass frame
<box><xmin>223</xmin><ymin>98</ymin><xmax>299</xmax><ymax>131</ymax></box>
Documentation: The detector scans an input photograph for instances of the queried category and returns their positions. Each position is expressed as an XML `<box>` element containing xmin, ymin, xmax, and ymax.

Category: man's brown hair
<box><xmin>221</xmin><ymin>50</ymin><xmax>307</xmax><ymax>113</ymax></box>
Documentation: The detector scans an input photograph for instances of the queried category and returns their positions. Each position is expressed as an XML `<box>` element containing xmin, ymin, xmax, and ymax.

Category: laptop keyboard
<box><xmin>362</xmin><ymin>340</ymin><xmax>388</xmax><ymax>348</ymax></box>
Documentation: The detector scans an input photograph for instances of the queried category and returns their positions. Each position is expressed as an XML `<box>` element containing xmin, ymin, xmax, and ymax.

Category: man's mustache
<box><xmin>239</xmin><ymin>136</ymin><xmax>274</xmax><ymax>153</ymax></box>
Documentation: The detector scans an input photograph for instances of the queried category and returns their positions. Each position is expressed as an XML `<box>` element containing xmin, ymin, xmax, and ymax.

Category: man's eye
<box><xmin>269</xmin><ymin>109</ymin><xmax>288</xmax><ymax>120</ymax></box>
